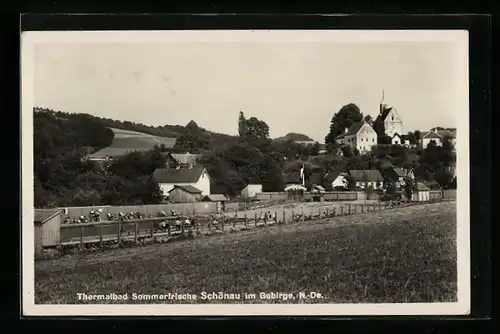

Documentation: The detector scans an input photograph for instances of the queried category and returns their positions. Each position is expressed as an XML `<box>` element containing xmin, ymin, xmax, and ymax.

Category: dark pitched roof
<box><xmin>422</xmin><ymin>131</ymin><xmax>442</xmax><ymax>139</ymax></box>
<box><xmin>153</xmin><ymin>165</ymin><xmax>206</xmax><ymax>183</ymax></box>
<box><xmin>348</xmin><ymin>169</ymin><xmax>384</xmax><ymax>182</ymax></box>
<box><xmin>308</xmin><ymin>172</ymin><xmax>322</xmax><ymax>185</ymax></box>
<box><xmin>324</xmin><ymin>163</ymin><xmax>348</xmax><ymax>183</ymax></box>
<box><xmin>284</xmin><ymin>172</ymin><xmax>301</xmax><ymax>184</ymax></box>
<box><xmin>416</xmin><ymin>182</ymin><xmax>430</xmax><ymax>191</ymax></box>
<box><xmin>375</xmin><ymin>104</ymin><xmax>394</xmax><ymax>122</ymax></box>
<box><xmin>202</xmin><ymin>194</ymin><xmax>228</xmax><ymax>202</ymax></box>
<box><xmin>335</xmin><ymin>121</ymin><xmax>367</xmax><ymax>139</ymax></box>
<box><xmin>168</xmin><ymin>184</ymin><xmax>202</xmax><ymax>194</ymax></box>
<box><xmin>393</xmin><ymin>168</ymin><xmax>406</xmax><ymax>177</ymax></box>
<box><xmin>34</xmin><ymin>209</ymin><xmax>63</xmax><ymax>224</ymax></box>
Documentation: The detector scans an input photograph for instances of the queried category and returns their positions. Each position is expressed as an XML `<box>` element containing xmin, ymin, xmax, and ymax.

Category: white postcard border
<box><xmin>21</xmin><ymin>29</ymin><xmax>470</xmax><ymax>316</ymax></box>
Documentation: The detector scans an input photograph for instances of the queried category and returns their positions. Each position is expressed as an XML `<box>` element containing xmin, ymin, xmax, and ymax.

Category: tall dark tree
<box><xmin>324</xmin><ymin>103</ymin><xmax>363</xmax><ymax>147</ymax></box>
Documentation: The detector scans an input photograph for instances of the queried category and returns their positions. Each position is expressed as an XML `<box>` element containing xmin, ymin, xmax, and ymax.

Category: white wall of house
<box><xmin>421</xmin><ymin>137</ymin><xmax>442</xmax><ymax>148</ymax></box>
<box><xmin>332</xmin><ymin>175</ymin><xmax>348</xmax><ymax>189</ymax></box>
<box><xmin>355</xmin><ymin>181</ymin><xmax>384</xmax><ymax>189</ymax></box>
<box><xmin>412</xmin><ymin>190</ymin><xmax>430</xmax><ymax>202</ymax></box>
<box><xmin>241</xmin><ymin>184</ymin><xmax>262</xmax><ymax>199</ymax></box>
<box><xmin>384</xmin><ymin>108</ymin><xmax>404</xmax><ymax>138</ymax></box>
<box><xmin>392</xmin><ymin>135</ymin><xmax>402</xmax><ymax>145</ymax></box>
<box><xmin>159</xmin><ymin>170</ymin><xmax>211</xmax><ymax>198</ymax></box>
<box><xmin>356</xmin><ymin>124</ymin><xmax>378</xmax><ymax>152</ymax></box>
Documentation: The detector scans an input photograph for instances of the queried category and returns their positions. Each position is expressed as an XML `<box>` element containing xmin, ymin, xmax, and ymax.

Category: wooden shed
<box><xmin>34</xmin><ymin>209</ymin><xmax>63</xmax><ymax>258</ymax></box>
<box><xmin>201</xmin><ymin>194</ymin><xmax>229</xmax><ymax>212</ymax></box>
<box><xmin>168</xmin><ymin>185</ymin><xmax>203</xmax><ymax>203</ymax></box>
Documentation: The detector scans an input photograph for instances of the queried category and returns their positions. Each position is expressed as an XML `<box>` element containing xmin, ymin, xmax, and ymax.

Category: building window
<box><xmin>372</xmin><ymin>138</ymin><xmax>375</xmax><ymax>142</ymax></box>
<box><xmin>360</xmin><ymin>138</ymin><xmax>363</xmax><ymax>142</ymax></box>
<box><xmin>392</xmin><ymin>116</ymin><xmax>394</xmax><ymax>121</ymax></box>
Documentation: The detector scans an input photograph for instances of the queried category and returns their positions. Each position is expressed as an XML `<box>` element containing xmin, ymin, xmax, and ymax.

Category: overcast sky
<box><xmin>34</xmin><ymin>41</ymin><xmax>461</xmax><ymax>142</ymax></box>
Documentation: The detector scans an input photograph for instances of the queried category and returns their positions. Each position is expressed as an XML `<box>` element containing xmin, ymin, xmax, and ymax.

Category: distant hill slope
<box><xmin>274</xmin><ymin>132</ymin><xmax>314</xmax><ymax>142</ymax></box>
<box><xmin>34</xmin><ymin>107</ymin><xmax>237</xmax><ymax>157</ymax></box>
<box><xmin>87</xmin><ymin>127</ymin><xmax>177</xmax><ymax>159</ymax></box>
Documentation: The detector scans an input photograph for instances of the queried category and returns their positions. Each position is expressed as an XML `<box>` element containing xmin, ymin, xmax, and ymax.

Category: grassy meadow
<box><xmin>35</xmin><ymin>202</ymin><xmax>457</xmax><ymax>304</ymax></box>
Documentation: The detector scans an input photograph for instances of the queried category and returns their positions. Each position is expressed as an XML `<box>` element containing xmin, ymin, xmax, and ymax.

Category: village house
<box><xmin>240</xmin><ymin>184</ymin><xmax>263</xmax><ymax>200</ymax></box>
<box><xmin>375</xmin><ymin>102</ymin><xmax>404</xmax><ymax>138</ymax></box>
<box><xmin>379</xmin><ymin>167</ymin><xmax>409</xmax><ymax>189</ymax></box>
<box><xmin>335</xmin><ymin>120</ymin><xmax>378</xmax><ymax>153</ymax></box>
<box><xmin>345</xmin><ymin>170</ymin><xmax>385</xmax><ymax>190</ymax></box>
<box><xmin>153</xmin><ymin>165</ymin><xmax>211</xmax><ymax>199</ymax></box>
<box><xmin>161</xmin><ymin>152</ymin><xmax>201</xmax><ymax>169</ymax></box>
<box><xmin>323</xmin><ymin>163</ymin><xmax>349</xmax><ymax>190</ymax></box>
<box><xmin>168</xmin><ymin>185</ymin><xmax>203</xmax><ymax>203</ymax></box>
<box><xmin>420</xmin><ymin>128</ymin><xmax>457</xmax><ymax>148</ymax></box>
<box><xmin>391</xmin><ymin>133</ymin><xmax>411</xmax><ymax>147</ymax></box>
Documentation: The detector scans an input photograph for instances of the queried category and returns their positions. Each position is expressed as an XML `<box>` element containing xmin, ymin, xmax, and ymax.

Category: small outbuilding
<box><xmin>168</xmin><ymin>185</ymin><xmax>203</xmax><ymax>203</ymax></box>
<box><xmin>411</xmin><ymin>182</ymin><xmax>431</xmax><ymax>202</ymax></box>
<box><xmin>201</xmin><ymin>194</ymin><xmax>229</xmax><ymax>213</ymax></box>
<box><xmin>34</xmin><ymin>209</ymin><xmax>63</xmax><ymax>258</ymax></box>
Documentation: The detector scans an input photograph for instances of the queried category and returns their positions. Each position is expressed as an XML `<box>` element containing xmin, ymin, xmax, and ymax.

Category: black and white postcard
<box><xmin>21</xmin><ymin>30</ymin><xmax>470</xmax><ymax>316</ymax></box>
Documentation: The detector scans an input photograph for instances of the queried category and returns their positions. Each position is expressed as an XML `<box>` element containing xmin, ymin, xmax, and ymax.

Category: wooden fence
<box><xmin>52</xmin><ymin>198</ymin><xmax>443</xmax><ymax>251</ymax></box>
<box><xmin>58</xmin><ymin>202</ymin><xmax>219</xmax><ymax>218</ymax></box>
<box><xmin>255</xmin><ymin>191</ymin><xmax>359</xmax><ymax>202</ymax></box>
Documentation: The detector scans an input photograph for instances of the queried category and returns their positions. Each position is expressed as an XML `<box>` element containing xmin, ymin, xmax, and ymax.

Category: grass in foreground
<box><xmin>35</xmin><ymin>202</ymin><xmax>457</xmax><ymax>304</ymax></box>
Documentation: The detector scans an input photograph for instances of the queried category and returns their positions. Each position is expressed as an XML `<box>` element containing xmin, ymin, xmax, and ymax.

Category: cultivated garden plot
<box><xmin>35</xmin><ymin>201</ymin><xmax>457</xmax><ymax>304</ymax></box>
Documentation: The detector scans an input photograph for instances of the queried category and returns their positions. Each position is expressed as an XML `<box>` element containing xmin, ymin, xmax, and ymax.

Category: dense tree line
<box><xmin>33</xmin><ymin>104</ymin><xmax>456</xmax><ymax>208</ymax></box>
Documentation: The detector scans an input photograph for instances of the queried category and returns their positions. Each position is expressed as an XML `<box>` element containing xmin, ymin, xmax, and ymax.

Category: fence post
<box><xmin>181</xmin><ymin>219</ymin><xmax>185</xmax><ymax>235</ymax></box>
<box><xmin>244</xmin><ymin>213</ymin><xmax>247</xmax><ymax>228</ymax></box>
<box><xmin>292</xmin><ymin>210</ymin><xmax>295</xmax><ymax>223</ymax></box>
<box><xmin>282</xmin><ymin>211</ymin><xmax>286</xmax><ymax>224</ymax></box>
<box><xmin>221</xmin><ymin>217</ymin><xmax>225</xmax><ymax>231</ymax></box>
<box><xmin>80</xmin><ymin>226</ymin><xmax>84</xmax><ymax>249</ymax></box>
<box><xmin>255</xmin><ymin>213</ymin><xmax>258</xmax><ymax>227</ymax></box>
<box><xmin>361</xmin><ymin>204</ymin><xmax>364</xmax><ymax>213</ymax></box>
<box><xmin>349</xmin><ymin>205</ymin><xmax>351</xmax><ymax>215</ymax></box>
<box><xmin>134</xmin><ymin>222</ymin><xmax>138</xmax><ymax>243</ymax></box>
<box><xmin>233</xmin><ymin>212</ymin><xmax>237</xmax><ymax>228</ymax></box>
<box><xmin>99</xmin><ymin>223</ymin><xmax>103</xmax><ymax>247</ymax></box>
<box><xmin>118</xmin><ymin>221</ymin><xmax>122</xmax><ymax>243</ymax></box>
<box><xmin>301</xmin><ymin>208</ymin><xmax>305</xmax><ymax>222</ymax></box>
<box><xmin>341</xmin><ymin>206</ymin><xmax>344</xmax><ymax>216</ymax></box>
<box><xmin>150</xmin><ymin>220</ymin><xmax>154</xmax><ymax>238</ymax></box>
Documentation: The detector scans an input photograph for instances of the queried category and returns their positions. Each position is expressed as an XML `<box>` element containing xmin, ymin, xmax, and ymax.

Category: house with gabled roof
<box><xmin>347</xmin><ymin>169</ymin><xmax>385</xmax><ymax>190</ymax></box>
<box><xmin>153</xmin><ymin>164</ymin><xmax>211</xmax><ymax>199</ymax></box>
<box><xmin>335</xmin><ymin>120</ymin><xmax>378</xmax><ymax>153</ymax></box>
<box><xmin>375</xmin><ymin>102</ymin><xmax>404</xmax><ymax>138</ymax></box>
<box><xmin>168</xmin><ymin>185</ymin><xmax>203</xmax><ymax>203</ymax></box>
<box><xmin>420</xmin><ymin>128</ymin><xmax>457</xmax><ymax>148</ymax></box>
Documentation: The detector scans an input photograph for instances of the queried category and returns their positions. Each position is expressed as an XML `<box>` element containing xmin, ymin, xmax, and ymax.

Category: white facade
<box><xmin>383</xmin><ymin>107</ymin><xmax>404</xmax><ymax>138</ymax></box>
<box><xmin>159</xmin><ymin>169</ymin><xmax>211</xmax><ymax>197</ymax></box>
<box><xmin>355</xmin><ymin>181</ymin><xmax>384</xmax><ymax>189</ymax></box>
<box><xmin>342</xmin><ymin>122</ymin><xmax>378</xmax><ymax>153</ymax></box>
<box><xmin>241</xmin><ymin>184</ymin><xmax>263</xmax><ymax>199</ymax></box>
<box><xmin>331</xmin><ymin>175</ymin><xmax>348</xmax><ymax>189</ymax></box>
<box><xmin>412</xmin><ymin>190</ymin><xmax>430</xmax><ymax>202</ymax></box>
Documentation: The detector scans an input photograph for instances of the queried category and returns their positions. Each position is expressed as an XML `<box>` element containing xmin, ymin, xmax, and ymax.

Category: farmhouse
<box><xmin>335</xmin><ymin>120</ymin><xmax>378</xmax><ymax>153</ymax></box>
<box><xmin>380</xmin><ymin>167</ymin><xmax>408</xmax><ymax>189</ymax></box>
<box><xmin>412</xmin><ymin>182</ymin><xmax>431</xmax><ymax>202</ymax></box>
<box><xmin>420</xmin><ymin>128</ymin><xmax>456</xmax><ymax>148</ymax></box>
<box><xmin>34</xmin><ymin>209</ymin><xmax>63</xmax><ymax>258</ymax></box>
<box><xmin>375</xmin><ymin>102</ymin><xmax>404</xmax><ymax>138</ymax></box>
<box><xmin>241</xmin><ymin>184</ymin><xmax>263</xmax><ymax>200</ymax></box>
<box><xmin>348</xmin><ymin>170</ymin><xmax>385</xmax><ymax>190</ymax></box>
<box><xmin>168</xmin><ymin>185</ymin><xmax>203</xmax><ymax>203</ymax></box>
<box><xmin>153</xmin><ymin>165</ymin><xmax>211</xmax><ymax>199</ymax></box>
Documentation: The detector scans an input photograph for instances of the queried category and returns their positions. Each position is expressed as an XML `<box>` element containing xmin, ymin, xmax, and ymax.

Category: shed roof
<box><xmin>393</xmin><ymin>168</ymin><xmax>406</xmax><ymax>177</ymax></box>
<box><xmin>348</xmin><ymin>169</ymin><xmax>384</xmax><ymax>182</ymax></box>
<box><xmin>168</xmin><ymin>184</ymin><xmax>203</xmax><ymax>194</ymax></box>
<box><xmin>202</xmin><ymin>194</ymin><xmax>229</xmax><ymax>202</ymax></box>
<box><xmin>416</xmin><ymin>182</ymin><xmax>431</xmax><ymax>191</ymax></box>
<box><xmin>34</xmin><ymin>209</ymin><xmax>63</xmax><ymax>224</ymax></box>
<box><xmin>153</xmin><ymin>165</ymin><xmax>206</xmax><ymax>183</ymax></box>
